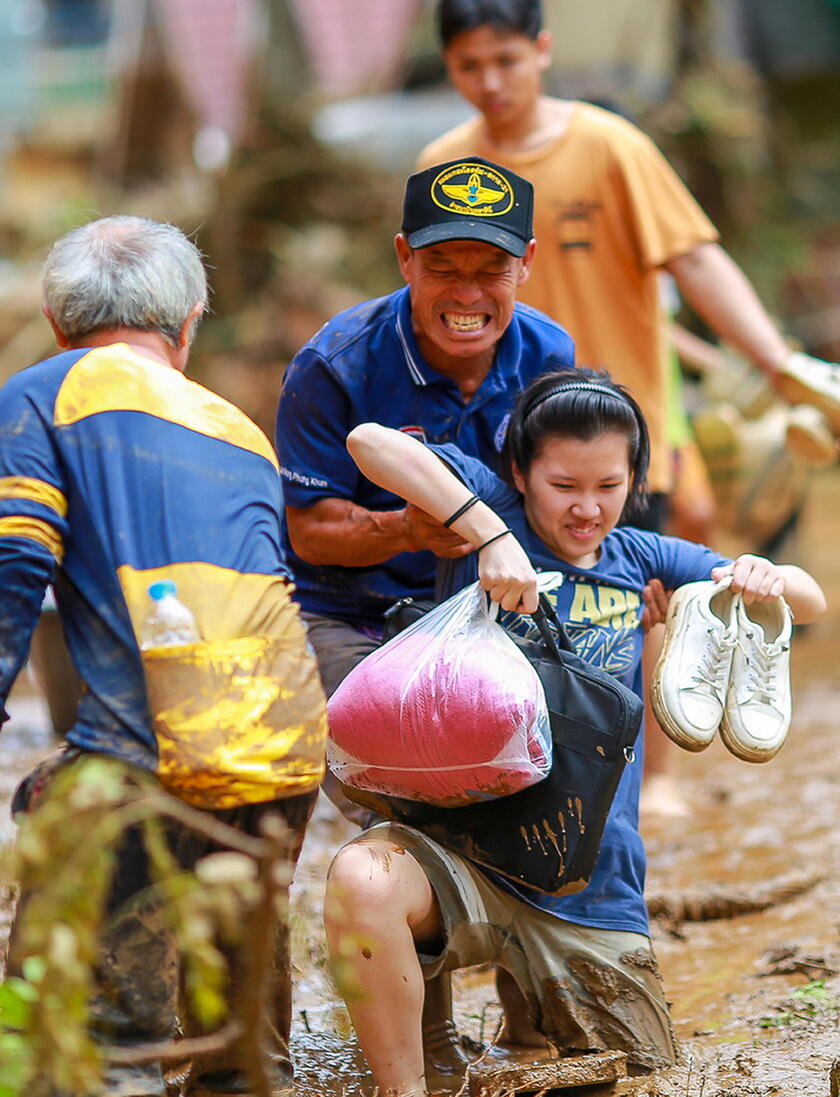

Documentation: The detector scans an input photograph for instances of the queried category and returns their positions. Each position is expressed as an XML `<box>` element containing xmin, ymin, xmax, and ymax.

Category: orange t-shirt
<box><xmin>417</xmin><ymin>102</ymin><xmax>718</xmax><ymax>492</ymax></box>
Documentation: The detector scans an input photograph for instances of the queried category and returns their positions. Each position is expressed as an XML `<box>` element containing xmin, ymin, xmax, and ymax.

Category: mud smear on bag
<box><xmin>519</xmin><ymin>815</ymin><xmax>567</xmax><ymax>863</ymax></box>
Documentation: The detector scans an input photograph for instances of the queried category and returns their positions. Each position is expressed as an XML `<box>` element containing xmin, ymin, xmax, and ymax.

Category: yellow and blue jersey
<box><xmin>0</xmin><ymin>344</ymin><xmax>327</xmax><ymax>807</ymax></box>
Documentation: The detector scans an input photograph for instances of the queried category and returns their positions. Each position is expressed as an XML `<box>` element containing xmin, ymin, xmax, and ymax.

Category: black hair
<box><xmin>437</xmin><ymin>0</ymin><xmax>542</xmax><ymax>48</ymax></box>
<box><xmin>502</xmin><ymin>364</ymin><xmax>651</xmax><ymax>519</ymax></box>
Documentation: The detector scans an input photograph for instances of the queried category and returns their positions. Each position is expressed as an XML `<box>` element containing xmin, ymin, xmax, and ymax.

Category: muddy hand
<box><xmin>403</xmin><ymin>502</ymin><xmax>474</xmax><ymax>558</ymax></box>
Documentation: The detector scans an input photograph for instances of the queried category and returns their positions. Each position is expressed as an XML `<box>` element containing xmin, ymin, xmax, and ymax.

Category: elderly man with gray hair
<box><xmin>0</xmin><ymin>216</ymin><xmax>327</xmax><ymax>1097</ymax></box>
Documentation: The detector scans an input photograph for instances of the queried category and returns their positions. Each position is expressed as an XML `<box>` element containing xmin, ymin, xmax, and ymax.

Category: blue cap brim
<box><xmin>406</xmin><ymin>220</ymin><xmax>527</xmax><ymax>258</ymax></box>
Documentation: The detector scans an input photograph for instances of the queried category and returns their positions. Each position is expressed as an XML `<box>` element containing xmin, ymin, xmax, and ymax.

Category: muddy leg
<box><xmin>180</xmin><ymin>793</ymin><xmax>316</xmax><ymax>1096</ymax></box>
<box><xmin>496</xmin><ymin>967</ymin><xmax>550</xmax><ymax>1047</ymax></box>
<box><xmin>325</xmin><ymin>839</ymin><xmax>443</xmax><ymax>1097</ymax></box>
<box><xmin>422</xmin><ymin>971</ymin><xmax>474</xmax><ymax>1093</ymax></box>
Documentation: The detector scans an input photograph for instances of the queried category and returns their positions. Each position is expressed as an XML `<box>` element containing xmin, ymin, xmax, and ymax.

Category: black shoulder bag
<box><xmin>340</xmin><ymin>594</ymin><xmax>643</xmax><ymax>897</ymax></box>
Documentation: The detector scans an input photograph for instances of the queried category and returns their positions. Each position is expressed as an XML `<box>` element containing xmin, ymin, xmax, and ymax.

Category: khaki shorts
<box><xmin>347</xmin><ymin>823</ymin><xmax>679</xmax><ymax>1072</ymax></box>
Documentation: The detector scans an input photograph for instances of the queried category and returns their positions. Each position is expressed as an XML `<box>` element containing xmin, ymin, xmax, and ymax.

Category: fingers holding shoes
<box><xmin>723</xmin><ymin>554</ymin><xmax>786</xmax><ymax>604</ymax></box>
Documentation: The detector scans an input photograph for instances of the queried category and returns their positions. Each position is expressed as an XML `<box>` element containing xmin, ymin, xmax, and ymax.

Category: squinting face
<box><xmin>395</xmin><ymin>235</ymin><xmax>534</xmax><ymax>371</ymax></box>
<box><xmin>512</xmin><ymin>433</ymin><xmax>632</xmax><ymax>568</ymax></box>
<box><xmin>443</xmin><ymin>26</ymin><xmax>551</xmax><ymax>127</ymax></box>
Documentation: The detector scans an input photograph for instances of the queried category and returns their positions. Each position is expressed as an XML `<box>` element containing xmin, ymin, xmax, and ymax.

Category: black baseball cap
<box><xmin>402</xmin><ymin>157</ymin><xmax>534</xmax><ymax>258</ymax></box>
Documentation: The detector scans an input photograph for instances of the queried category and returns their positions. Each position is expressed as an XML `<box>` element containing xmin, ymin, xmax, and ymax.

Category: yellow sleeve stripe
<box><xmin>0</xmin><ymin>476</ymin><xmax>68</xmax><ymax>518</ymax></box>
<box><xmin>0</xmin><ymin>516</ymin><xmax>64</xmax><ymax>563</ymax></box>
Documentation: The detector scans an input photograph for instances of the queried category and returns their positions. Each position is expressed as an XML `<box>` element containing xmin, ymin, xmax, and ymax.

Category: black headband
<box><xmin>523</xmin><ymin>381</ymin><xmax>625</xmax><ymax>421</ymax></box>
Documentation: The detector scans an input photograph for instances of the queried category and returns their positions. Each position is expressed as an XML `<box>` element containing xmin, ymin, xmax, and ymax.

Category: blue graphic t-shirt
<box><xmin>431</xmin><ymin>444</ymin><xmax>729</xmax><ymax>935</ymax></box>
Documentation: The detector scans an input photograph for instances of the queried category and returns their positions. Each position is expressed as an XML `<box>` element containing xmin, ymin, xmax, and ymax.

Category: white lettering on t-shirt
<box><xmin>279</xmin><ymin>466</ymin><xmax>329</xmax><ymax>489</ymax></box>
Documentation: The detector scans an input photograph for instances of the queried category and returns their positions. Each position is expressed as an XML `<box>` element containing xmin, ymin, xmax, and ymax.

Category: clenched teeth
<box><xmin>442</xmin><ymin>312</ymin><xmax>488</xmax><ymax>332</ymax></box>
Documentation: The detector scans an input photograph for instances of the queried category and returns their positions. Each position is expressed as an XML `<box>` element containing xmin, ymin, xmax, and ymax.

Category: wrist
<box><xmin>450</xmin><ymin>501</ymin><xmax>510</xmax><ymax>549</ymax></box>
<box><xmin>394</xmin><ymin>507</ymin><xmax>422</xmax><ymax>553</ymax></box>
<box><xmin>755</xmin><ymin>343</ymin><xmax>795</xmax><ymax>380</ymax></box>
<box><xmin>477</xmin><ymin>528</ymin><xmax>513</xmax><ymax>553</ymax></box>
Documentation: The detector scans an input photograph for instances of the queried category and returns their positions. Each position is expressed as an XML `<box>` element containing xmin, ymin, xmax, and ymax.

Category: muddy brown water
<box><xmin>2</xmin><ymin>467</ymin><xmax>839</xmax><ymax>1095</ymax></box>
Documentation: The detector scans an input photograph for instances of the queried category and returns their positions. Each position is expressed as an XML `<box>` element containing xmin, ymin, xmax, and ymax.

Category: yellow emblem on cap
<box><xmin>431</xmin><ymin>162</ymin><xmax>514</xmax><ymax>218</ymax></box>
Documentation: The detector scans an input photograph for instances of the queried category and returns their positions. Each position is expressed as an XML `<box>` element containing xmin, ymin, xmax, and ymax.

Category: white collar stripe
<box><xmin>396</xmin><ymin>312</ymin><xmax>427</xmax><ymax>386</ymax></box>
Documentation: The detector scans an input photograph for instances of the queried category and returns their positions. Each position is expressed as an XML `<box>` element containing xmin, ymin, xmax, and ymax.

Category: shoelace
<box><xmin>740</xmin><ymin>632</ymin><xmax>789</xmax><ymax>709</ymax></box>
<box><xmin>688</xmin><ymin>627</ymin><xmax>736</xmax><ymax>698</ymax></box>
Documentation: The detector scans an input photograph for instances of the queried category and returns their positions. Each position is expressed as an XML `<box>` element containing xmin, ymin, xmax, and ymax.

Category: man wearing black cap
<box><xmin>275</xmin><ymin>157</ymin><xmax>574</xmax><ymax>704</ymax></box>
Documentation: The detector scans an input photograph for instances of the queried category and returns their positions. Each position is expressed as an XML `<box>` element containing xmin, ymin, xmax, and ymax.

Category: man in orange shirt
<box><xmin>420</xmin><ymin>0</ymin><xmax>839</xmax><ymax>818</ymax></box>
<box><xmin>419</xmin><ymin>0</ymin><xmax>840</xmax><ymax>518</ymax></box>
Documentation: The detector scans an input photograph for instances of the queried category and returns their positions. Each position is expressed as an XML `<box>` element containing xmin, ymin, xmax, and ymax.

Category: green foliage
<box><xmin>0</xmin><ymin>755</ymin><xmax>285</xmax><ymax>1096</ymax></box>
<box><xmin>758</xmin><ymin>978</ymin><xmax>839</xmax><ymax>1028</ymax></box>
<box><xmin>0</xmin><ymin>976</ymin><xmax>38</xmax><ymax>1097</ymax></box>
<box><xmin>8</xmin><ymin>758</ymin><xmax>125</xmax><ymax>1095</ymax></box>
<box><xmin>142</xmin><ymin>820</ymin><xmax>260</xmax><ymax>1031</ymax></box>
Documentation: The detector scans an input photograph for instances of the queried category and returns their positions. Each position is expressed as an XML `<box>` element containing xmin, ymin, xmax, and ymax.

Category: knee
<box><xmin>324</xmin><ymin>843</ymin><xmax>404</xmax><ymax>934</ymax></box>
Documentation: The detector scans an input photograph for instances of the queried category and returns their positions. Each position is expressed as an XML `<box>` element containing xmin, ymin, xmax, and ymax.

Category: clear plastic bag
<box><xmin>327</xmin><ymin>581</ymin><xmax>552</xmax><ymax>807</ymax></box>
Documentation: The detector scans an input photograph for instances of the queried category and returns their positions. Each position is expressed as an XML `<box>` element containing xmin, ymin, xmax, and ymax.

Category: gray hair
<box><xmin>42</xmin><ymin>215</ymin><xmax>208</xmax><ymax>348</ymax></box>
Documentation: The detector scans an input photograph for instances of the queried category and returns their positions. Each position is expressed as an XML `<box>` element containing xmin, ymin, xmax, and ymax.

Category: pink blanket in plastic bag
<box><xmin>327</xmin><ymin>582</ymin><xmax>551</xmax><ymax>806</ymax></box>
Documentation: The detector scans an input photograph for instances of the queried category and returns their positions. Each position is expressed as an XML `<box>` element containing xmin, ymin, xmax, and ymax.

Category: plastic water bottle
<box><xmin>140</xmin><ymin>580</ymin><xmax>201</xmax><ymax>650</ymax></box>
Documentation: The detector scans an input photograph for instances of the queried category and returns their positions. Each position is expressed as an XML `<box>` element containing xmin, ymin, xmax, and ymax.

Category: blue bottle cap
<box><xmin>148</xmin><ymin>579</ymin><xmax>177</xmax><ymax>601</ymax></box>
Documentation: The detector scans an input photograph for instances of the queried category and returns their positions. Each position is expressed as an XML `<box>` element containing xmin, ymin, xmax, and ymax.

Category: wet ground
<box><xmin>1</xmin><ymin>467</ymin><xmax>839</xmax><ymax>1096</ymax></box>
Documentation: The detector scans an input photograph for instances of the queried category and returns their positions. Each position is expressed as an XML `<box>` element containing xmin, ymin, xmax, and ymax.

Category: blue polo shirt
<box><xmin>275</xmin><ymin>286</ymin><xmax>574</xmax><ymax>627</ymax></box>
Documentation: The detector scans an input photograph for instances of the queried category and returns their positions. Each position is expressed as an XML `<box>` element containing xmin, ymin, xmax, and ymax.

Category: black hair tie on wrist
<box><xmin>443</xmin><ymin>494</ymin><xmax>480</xmax><ymax>528</ymax></box>
<box><xmin>477</xmin><ymin>528</ymin><xmax>513</xmax><ymax>552</ymax></box>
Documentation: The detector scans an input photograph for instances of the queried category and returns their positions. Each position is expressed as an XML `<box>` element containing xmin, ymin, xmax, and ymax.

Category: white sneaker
<box><xmin>650</xmin><ymin>578</ymin><xmax>738</xmax><ymax>752</ymax></box>
<box><xmin>720</xmin><ymin>596</ymin><xmax>793</xmax><ymax>763</ymax></box>
<box><xmin>776</xmin><ymin>351</ymin><xmax>840</xmax><ymax>433</ymax></box>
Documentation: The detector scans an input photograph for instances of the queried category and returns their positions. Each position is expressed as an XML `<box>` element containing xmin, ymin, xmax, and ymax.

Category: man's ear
<box><xmin>178</xmin><ymin>302</ymin><xmax>205</xmax><ymax>349</ymax></box>
<box><xmin>42</xmin><ymin>305</ymin><xmax>70</xmax><ymax>349</ymax></box>
<box><xmin>394</xmin><ymin>233</ymin><xmax>413</xmax><ymax>284</ymax></box>
<box><xmin>518</xmin><ymin>239</ymin><xmax>537</xmax><ymax>285</ymax></box>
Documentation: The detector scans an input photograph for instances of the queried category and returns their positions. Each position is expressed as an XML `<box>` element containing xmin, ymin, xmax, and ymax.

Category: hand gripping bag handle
<box><xmin>530</xmin><ymin>593</ymin><xmax>575</xmax><ymax>658</ymax></box>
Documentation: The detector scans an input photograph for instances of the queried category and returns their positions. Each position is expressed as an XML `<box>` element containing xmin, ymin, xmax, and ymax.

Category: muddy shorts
<box><xmin>349</xmin><ymin>822</ymin><xmax>678</xmax><ymax>1073</ymax></box>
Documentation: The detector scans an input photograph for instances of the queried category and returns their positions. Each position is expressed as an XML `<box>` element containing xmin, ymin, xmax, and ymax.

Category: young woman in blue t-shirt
<box><xmin>324</xmin><ymin>368</ymin><xmax>825</xmax><ymax>1097</ymax></box>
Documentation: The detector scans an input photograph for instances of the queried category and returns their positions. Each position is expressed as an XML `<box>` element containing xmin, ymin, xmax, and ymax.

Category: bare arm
<box><xmin>668</xmin><ymin>320</ymin><xmax>726</xmax><ymax>376</ymax></box>
<box><xmin>666</xmin><ymin>243</ymin><xmax>790</xmax><ymax>379</ymax></box>
<box><xmin>286</xmin><ymin>498</ymin><xmax>476</xmax><ymax>567</ymax></box>
<box><xmin>347</xmin><ymin>423</ymin><xmax>537</xmax><ymax>612</ymax></box>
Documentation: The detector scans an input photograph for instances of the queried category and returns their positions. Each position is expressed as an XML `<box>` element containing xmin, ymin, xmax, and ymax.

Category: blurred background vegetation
<box><xmin>0</xmin><ymin>0</ymin><xmax>837</xmax><ymax>437</ymax></box>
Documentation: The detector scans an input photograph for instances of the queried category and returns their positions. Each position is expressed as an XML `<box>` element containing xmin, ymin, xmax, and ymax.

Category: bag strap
<box><xmin>531</xmin><ymin>594</ymin><xmax>576</xmax><ymax>658</ymax></box>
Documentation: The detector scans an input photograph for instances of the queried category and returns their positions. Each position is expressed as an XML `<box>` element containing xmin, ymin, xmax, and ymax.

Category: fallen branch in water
<box><xmin>646</xmin><ymin>872</ymin><xmax>822</xmax><ymax>936</ymax></box>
